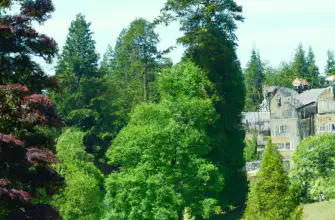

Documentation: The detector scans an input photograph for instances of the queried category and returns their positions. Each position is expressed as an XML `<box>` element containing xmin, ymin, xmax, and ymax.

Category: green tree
<box><xmin>243</xmin><ymin>138</ymin><xmax>301</xmax><ymax>220</ymax></box>
<box><xmin>53</xmin><ymin>129</ymin><xmax>103</xmax><ymax>220</ymax></box>
<box><xmin>244</xmin><ymin>48</ymin><xmax>264</xmax><ymax>111</ymax></box>
<box><xmin>106</xmin><ymin>18</ymin><xmax>164</xmax><ymax>103</ymax></box>
<box><xmin>263</xmin><ymin>62</ymin><xmax>279</xmax><ymax>86</ymax></box>
<box><xmin>325</xmin><ymin>50</ymin><xmax>335</xmax><ymax>75</ymax></box>
<box><xmin>159</xmin><ymin>0</ymin><xmax>248</xmax><ymax>209</ymax></box>
<box><xmin>244</xmin><ymin>130</ymin><xmax>258</xmax><ymax>162</ymax></box>
<box><xmin>290</xmin><ymin>134</ymin><xmax>335</xmax><ymax>202</ymax></box>
<box><xmin>52</xmin><ymin>14</ymin><xmax>115</xmax><ymax>171</ymax></box>
<box><xmin>306</xmin><ymin>46</ymin><xmax>320</xmax><ymax>88</ymax></box>
<box><xmin>292</xmin><ymin>43</ymin><xmax>308</xmax><ymax>79</ymax></box>
<box><xmin>276</xmin><ymin>62</ymin><xmax>295</xmax><ymax>87</ymax></box>
<box><xmin>54</xmin><ymin>13</ymin><xmax>100</xmax><ymax>116</ymax></box>
<box><xmin>104</xmin><ymin>61</ymin><xmax>223</xmax><ymax>219</ymax></box>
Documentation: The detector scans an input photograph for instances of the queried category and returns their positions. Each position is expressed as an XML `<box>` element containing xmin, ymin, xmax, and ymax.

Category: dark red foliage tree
<box><xmin>0</xmin><ymin>85</ymin><xmax>63</xmax><ymax>219</ymax></box>
<box><xmin>0</xmin><ymin>0</ymin><xmax>58</xmax><ymax>93</ymax></box>
<box><xmin>0</xmin><ymin>0</ymin><xmax>63</xmax><ymax>218</ymax></box>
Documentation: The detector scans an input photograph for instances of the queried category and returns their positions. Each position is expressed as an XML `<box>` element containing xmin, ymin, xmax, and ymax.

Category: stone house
<box><xmin>269</xmin><ymin>87</ymin><xmax>327</xmax><ymax>159</ymax></box>
<box><xmin>316</xmin><ymin>86</ymin><xmax>335</xmax><ymax>135</ymax></box>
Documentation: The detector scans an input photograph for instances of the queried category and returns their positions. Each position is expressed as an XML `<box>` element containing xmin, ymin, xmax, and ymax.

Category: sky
<box><xmin>34</xmin><ymin>0</ymin><xmax>335</xmax><ymax>74</ymax></box>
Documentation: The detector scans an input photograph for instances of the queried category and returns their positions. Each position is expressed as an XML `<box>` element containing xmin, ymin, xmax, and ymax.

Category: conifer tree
<box><xmin>159</xmin><ymin>0</ymin><xmax>247</xmax><ymax>210</ymax></box>
<box><xmin>54</xmin><ymin>13</ymin><xmax>100</xmax><ymax>116</ymax></box>
<box><xmin>244</xmin><ymin>48</ymin><xmax>264</xmax><ymax>111</ymax></box>
<box><xmin>325</xmin><ymin>50</ymin><xmax>335</xmax><ymax>75</ymax></box>
<box><xmin>243</xmin><ymin>138</ymin><xmax>301</xmax><ymax>220</ymax></box>
<box><xmin>306</xmin><ymin>46</ymin><xmax>320</xmax><ymax>88</ymax></box>
<box><xmin>52</xmin><ymin>14</ymin><xmax>114</xmax><ymax>171</ymax></box>
<box><xmin>292</xmin><ymin>43</ymin><xmax>308</xmax><ymax>79</ymax></box>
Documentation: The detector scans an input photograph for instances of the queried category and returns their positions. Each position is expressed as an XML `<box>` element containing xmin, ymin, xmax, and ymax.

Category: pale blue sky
<box><xmin>35</xmin><ymin>0</ymin><xmax>335</xmax><ymax>74</ymax></box>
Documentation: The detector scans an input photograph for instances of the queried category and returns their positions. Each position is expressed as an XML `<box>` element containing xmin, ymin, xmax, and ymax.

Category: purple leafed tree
<box><xmin>0</xmin><ymin>0</ymin><xmax>63</xmax><ymax>218</ymax></box>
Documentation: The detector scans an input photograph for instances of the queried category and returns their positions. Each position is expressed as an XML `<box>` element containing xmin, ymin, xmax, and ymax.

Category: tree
<box><xmin>105</xmin><ymin>18</ymin><xmax>167</xmax><ymax>103</ymax></box>
<box><xmin>292</xmin><ymin>43</ymin><xmax>308</xmax><ymax>79</ymax></box>
<box><xmin>244</xmin><ymin>130</ymin><xmax>258</xmax><ymax>162</ymax></box>
<box><xmin>290</xmin><ymin>134</ymin><xmax>335</xmax><ymax>202</ymax></box>
<box><xmin>104</xmin><ymin>61</ymin><xmax>224</xmax><ymax>219</ymax></box>
<box><xmin>275</xmin><ymin>62</ymin><xmax>296</xmax><ymax>87</ymax></box>
<box><xmin>243</xmin><ymin>138</ymin><xmax>301</xmax><ymax>220</ymax></box>
<box><xmin>159</xmin><ymin>0</ymin><xmax>248</xmax><ymax>209</ymax></box>
<box><xmin>0</xmin><ymin>0</ymin><xmax>58</xmax><ymax>92</ymax></box>
<box><xmin>244</xmin><ymin>48</ymin><xmax>264</xmax><ymax>111</ymax></box>
<box><xmin>325</xmin><ymin>50</ymin><xmax>335</xmax><ymax>75</ymax></box>
<box><xmin>53</xmin><ymin>129</ymin><xmax>103</xmax><ymax>220</ymax></box>
<box><xmin>306</xmin><ymin>46</ymin><xmax>320</xmax><ymax>88</ymax></box>
<box><xmin>54</xmin><ymin>13</ymin><xmax>100</xmax><ymax>116</ymax></box>
<box><xmin>52</xmin><ymin>14</ymin><xmax>114</xmax><ymax>171</ymax></box>
<box><xmin>0</xmin><ymin>85</ymin><xmax>63</xmax><ymax>219</ymax></box>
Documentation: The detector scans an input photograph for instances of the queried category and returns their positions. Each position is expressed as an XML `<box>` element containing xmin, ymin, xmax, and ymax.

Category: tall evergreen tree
<box><xmin>243</xmin><ymin>138</ymin><xmax>301</xmax><ymax>220</ymax></box>
<box><xmin>54</xmin><ymin>13</ymin><xmax>100</xmax><ymax>116</ymax></box>
<box><xmin>244</xmin><ymin>47</ymin><xmax>264</xmax><ymax>111</ymax></box>
<box><xmin>292</xmin><ymin>43</ymin><xmax>308</xmax><ymax>79</ymax></box>
<box><xmin>306</xmin><ymin>46</ymin><xmax>320</xmax><ymax>88</ymax></box>
<box><xmin>325</xmin><ymin>50</ymin><xmax>335</xmax><ymax>75</ymax></box>
<box><xmin>159</xmin><ymin>0</ymin><xmax>247</xmax><ymax>210</ymax></box>
<box><xmin>105</xmin><ymin>18</ymin><xmax>165</xmax><ymax>103</ymax></box>
<box><xmin>52</xmin><ymin>14</ymin><xmax>114</xmax><ymax>172</ymax></box>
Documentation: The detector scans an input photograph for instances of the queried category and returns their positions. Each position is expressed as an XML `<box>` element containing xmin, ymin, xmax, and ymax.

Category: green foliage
<box><xmin>160</xmin><ymin>0</ymin><xmax>248</xmax><ymax>209</ymax></box>
<box><xmin>244</xmin><ymin>130</ymin><xmax>258</xmax><ymax>162</ymax></box>
<box><xmin>290</xmin><ymin>134</ymin><xmax>335</xmax><ymax>202</ymax></box>
<box><xmin>306</xmin><ymin>46</ymin><xmax>320</xmax><ymax>88</ymax></box>
<box><xmin>292</xmin><ymin>43</ymin><xmax>308</xmax><ymax>79</ymax></box>
<box><xmin>244</xmin><ymin>48</ymin><xmax>264</xmax><ymax>111</ymax></box>
<box><xmin>243</xmin><ymin>138</ymin><xmax>301</xmax><ymax>220</ymax></box>
<box><xmin>54</xmin><ymin>129</ymin><xmax>103</xmax><ymax>220</ymax></box>
<box><xmin>325</xmin><ymin>50</ymin><xmax>335</xmax><ymax>75</ymax></box>
<box><xmin>104</xmin><ymin>61</ymin><xmax>223</xmax><ymax>219</ymax></box>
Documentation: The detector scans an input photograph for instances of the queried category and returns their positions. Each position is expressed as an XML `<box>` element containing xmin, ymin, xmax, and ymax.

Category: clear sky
<box><xmin>35</xmin><ymin>0</ymin><xmax>335</xmax><ymax>74</ymax></box>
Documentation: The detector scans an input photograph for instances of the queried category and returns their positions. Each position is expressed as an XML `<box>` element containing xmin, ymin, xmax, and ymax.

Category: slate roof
<box><xmin>296</xmin><ymin>88</ymin><xmax>328</xmax><ymax>106</ymax></box>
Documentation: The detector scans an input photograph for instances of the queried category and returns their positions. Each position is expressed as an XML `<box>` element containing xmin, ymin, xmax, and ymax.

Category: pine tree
<box><xmin>325</xmin><ymin>50</ymin><xmax>335</xmax><ymax>75</ymax></box>
<box><xmin>100</xmin><ymin>44</ymin><xmax>115</xmax><ymax>74</ymax></box>
<box><xmin>0</xmin><ymin>0</ymin><xmax>58</xmax><ymax>92</ymax></box>
<box><xmin>54</xmin><ymin>13</ymin><xmax>100</xmax><ymax>116</ymax></box>
<box><xmin>306</xmin><ymin>46</ymin><xmax>320</xmax><ymax>88</ymax></box>
<box><xmin>108</xmin><ymin>18</ymin><xmax>164</xmax><ymax>103</ymax></box>
<box><xmin>292</xmin><ymin>43</ymin><xmax>308</xmax><ymax>79</ymax></box>
<box><xmin>243</xmin><ymin>138</ymin><xmax>301</xmax><ymax>220</ymax></box>
<box><xmin>159</xmin><ymin>0</ymin><xmax>247</xmax><ymax>210</ymax></box>
<box><xmin>244</xmin><ymin>48</ymin><xmax>264</xmax><ymax>111</ymax></box>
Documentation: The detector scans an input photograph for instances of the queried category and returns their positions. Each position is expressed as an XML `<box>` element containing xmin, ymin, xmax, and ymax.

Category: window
<box><xmin>285</xmin><ymin>142</ymin><xmax>291</xmax><ymax>150</ymax></box>
<box><xmin>277</xmin><ymin>143</ymin><xmax>285</xmax><ymax>149</ymax></box>
<box><xmin>320</xmin><ymin>124</ymin><xmax>326</xmax><ymax>133</ymax></box>
<box><xmin>280</xmin><ymin>125</ymin><xmax>288</xmax><ymax>134</ymax></box>
<box><xmin>283</xmin><ymin>110</ymin><xmax>292</xmax><ymax>119</ymax></box>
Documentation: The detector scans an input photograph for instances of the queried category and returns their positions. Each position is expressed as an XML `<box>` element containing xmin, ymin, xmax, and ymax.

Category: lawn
<box><xmin>303</xmin><ymin>200</ymin><xmax>335</xmax><ymax>220</ymax></box>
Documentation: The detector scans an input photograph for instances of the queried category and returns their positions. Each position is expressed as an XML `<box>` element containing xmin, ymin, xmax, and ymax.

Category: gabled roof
<box><xmin>296</xmin><ymin>88</ymin><xmax>328</xmax><ymax>106</ymax></box>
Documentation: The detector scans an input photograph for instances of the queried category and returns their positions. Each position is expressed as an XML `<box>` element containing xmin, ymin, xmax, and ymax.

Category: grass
<box><xmin>303</xmin><ymin>200</ymin><xmax>335</xmax><ymax>220</ymax></box>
